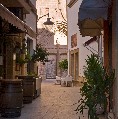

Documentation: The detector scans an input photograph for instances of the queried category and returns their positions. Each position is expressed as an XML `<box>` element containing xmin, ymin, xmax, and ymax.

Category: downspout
<box><xmin>98</xmin><ymin>35</ymin><xmax>103</xmax><ymax>63</ymax></box>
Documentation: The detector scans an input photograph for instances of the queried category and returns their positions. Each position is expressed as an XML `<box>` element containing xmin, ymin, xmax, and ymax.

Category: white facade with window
<box><xmin>67</xmin><ymin>0</ymin><xmax>98</xmax><ymax>81</ymax></box>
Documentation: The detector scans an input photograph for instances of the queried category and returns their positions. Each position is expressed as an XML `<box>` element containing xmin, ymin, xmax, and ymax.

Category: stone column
<box><xmin>56</xmin><ymin>43</ymin><xmax>60</xmax><ymax>76</ymax></box>
<box><xmin>21</xmin><ymin>54</ymin><xmax>26</xmax><ymax>75</ymax></box>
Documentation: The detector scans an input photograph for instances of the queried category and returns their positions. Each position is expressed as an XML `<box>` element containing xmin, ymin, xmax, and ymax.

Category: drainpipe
<box><xmin>56</xmin><ymin>42</ymin><xmax>60</xmax><ymax>76</ymax></box>
<box><xmin>98</xmin><ymin>35</ymin><xmax>102</xmax><ymax>63</ymax></box>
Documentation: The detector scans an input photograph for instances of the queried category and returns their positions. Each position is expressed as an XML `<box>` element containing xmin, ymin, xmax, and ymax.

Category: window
<box><xmin>8</xmin><ymin>7</ymin><xmax>23</xmax><ymax>20</ymax></box>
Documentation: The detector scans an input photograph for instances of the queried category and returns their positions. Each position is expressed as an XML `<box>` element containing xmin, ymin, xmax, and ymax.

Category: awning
<box><xmin>78</xmin><ymin>0</ymin><xmax>111</xmax><ymax>37</ymax></box>
<box><xmin>0</xmin><ymin>3</ymin><xmax>36</xmax><ymax>38</ymax></box>
<box><xmin>24</xmin><ymin>24</ymin><xmax>36</xmax><ymax>39</ymax></box>
<box><xmin>83</xmin><ymin>36</ymin><xmax>97</xmax><ymax>46</ymax></box>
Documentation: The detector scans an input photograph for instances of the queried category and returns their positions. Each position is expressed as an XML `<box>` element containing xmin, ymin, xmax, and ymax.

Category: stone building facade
<box><xmin>37</xmin><ymin>29</ymin><xmax>67</xmax><ymax>79</ymax></box>
<box><xmin>36</xmin><ymin>0</ymin><xmax>67</xmax><ymax>79</ymax></box>
<box><xmin>0</xmin><ymin>0</ymin><xmax>37</xmax><ymax>79</ymax></box>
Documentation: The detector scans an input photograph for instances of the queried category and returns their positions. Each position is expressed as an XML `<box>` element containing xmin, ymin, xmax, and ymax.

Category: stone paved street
<box><xmin>1</xmin><ymin>79</ymin><xmax>88</xmax><ymax>119</ymax></box>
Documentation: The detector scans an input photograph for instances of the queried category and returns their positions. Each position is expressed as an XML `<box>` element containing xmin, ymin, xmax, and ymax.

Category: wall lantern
<box><xmin>13</xmin><ymin>53</ymin><xmax>16</xmax><ymax>60</ymax></box>
<box><xmin>37</xmin><ymin>12</ymin><xmax>54</xmax><ymax>30</ymax></box>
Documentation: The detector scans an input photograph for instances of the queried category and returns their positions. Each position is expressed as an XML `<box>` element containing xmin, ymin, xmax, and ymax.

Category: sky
<box><xmin>54</xmin><ymin>31</ymin><xmax>67</xmax><ymax>45</ymax></box>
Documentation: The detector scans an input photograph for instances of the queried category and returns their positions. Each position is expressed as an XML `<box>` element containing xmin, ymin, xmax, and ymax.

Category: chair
<box><xmin>61</xmin><ymin>75</ymin><xmax>73</xmax><ymax>87</ymax></box>
<box><xmin>61</xmin><ymin>77</ymin><xmax>66</xmax><ymax>86</ymax></box>
<box><xmin>55</xmin><ymin>76</ymin><xmax>61</xmax><ymax>85</ymax></box>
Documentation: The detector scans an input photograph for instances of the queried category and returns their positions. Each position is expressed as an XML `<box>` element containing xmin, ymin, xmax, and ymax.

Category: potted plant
<box><xmin>31</xmin><ymin>43</ymin><xmax>49</xmax><ymax>65</ymax></box>
<box><xmin>59</xmin><ymin>59</ymin><xmax>68</xmax><ymax>77</ymax></box>
<box><xmin>59</xmin><ymin>59</ymin><xmax>68</xmax><ymax>71</ymax></box>
<box><xmin>16</xmin><ymin>43</ymin><xmax>49</xmax><ymax>66</ymax></box>
<box><xmin>75</xmin><ymin>54</ymin><xmax>115</xmax><ymax>119</ymax></box>
<box><xmin>16</xmin><ymin>57</ymin><xmax>27</xmax><ymax>66</ymax></box>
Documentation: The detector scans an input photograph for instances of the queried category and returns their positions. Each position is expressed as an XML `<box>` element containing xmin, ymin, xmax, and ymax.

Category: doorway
<box><xmin>46</xmin><ymin>55</ymin><xmax>56</xmax><ymax>79</ymax></box>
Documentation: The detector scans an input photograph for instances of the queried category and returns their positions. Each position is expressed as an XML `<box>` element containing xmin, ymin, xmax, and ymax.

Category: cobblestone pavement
<box><xmin>1</xmin><ymin>79</ymin><xmax>88</xmax><ymax>119</ymax></box>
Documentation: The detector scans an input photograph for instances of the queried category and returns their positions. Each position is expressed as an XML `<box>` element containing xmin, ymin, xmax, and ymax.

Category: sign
<box><xmin>71</xmin><ymin>33</ymin><xmax>77</xmax><ymax>48</ymax></box>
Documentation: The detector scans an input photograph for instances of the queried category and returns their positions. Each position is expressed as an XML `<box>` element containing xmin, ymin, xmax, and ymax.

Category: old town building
<box><xmin>0</xmin><ymin>0</ymin><xmax>37</xmax><ymax>78</ymax></box>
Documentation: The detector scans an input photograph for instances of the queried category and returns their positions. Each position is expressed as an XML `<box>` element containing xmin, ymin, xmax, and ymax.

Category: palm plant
<box><xmin>75</xmin><ymin>54</ymin><xmax>115</xmax><ymax>119</ymax></box>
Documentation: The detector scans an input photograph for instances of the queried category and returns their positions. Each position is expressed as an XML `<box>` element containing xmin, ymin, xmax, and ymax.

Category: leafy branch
<box><xmin>31</xmin><ymin>43</ymin><xmax>49</xmax><ymax>64</ymax></box>
<box><xmin>56</xmin><ymin>21</ymin><xmax>67</xmax><ymax>36</ymax></box>
<box><xmin>16</xmin><ymin>44</ymin><xmax>49</xmax><ymax>65</ymax></box>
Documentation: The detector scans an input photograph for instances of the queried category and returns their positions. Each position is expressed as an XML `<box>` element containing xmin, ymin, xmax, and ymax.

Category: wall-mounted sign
<box><xmin>71</xmin><ymin>33</ymin><xmax>77</xmax><ymax>48</ymax></box>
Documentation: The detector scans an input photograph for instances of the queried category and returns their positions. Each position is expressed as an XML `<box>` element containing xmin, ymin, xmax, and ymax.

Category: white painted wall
<box><xmin>67</xmin><ymin>0</ymin><xmax>98</xmax><ymax>76</ymax></box>
<box><xmin>24</xmin><ymin>0</ymin><xmax>37</xmax><ymax>33</ymax></box>
<box><xmin>25</xmin><ymin>0</ymin><xmax>37</xmax><ymax>50</ymax></box>
<box><xmin>30</xmin><ymin>0</ymin><xmax>36</xmax><ymax>6</ymax></box>
<box><xmin>25</xmin><ymin>11</ymin><xmax>37</xmax><ymax>32</ymax></box>
<box><xmin>25</xmin><ymin>34</ymin><xmax>36</xmax><ymax>50</ymax></box>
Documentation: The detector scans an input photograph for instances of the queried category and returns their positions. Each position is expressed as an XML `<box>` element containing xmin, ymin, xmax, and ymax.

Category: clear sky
<box><xmin>54</xmin><ymin>31</ymin><xmax>67</xmax><ymax>45</ymax></box>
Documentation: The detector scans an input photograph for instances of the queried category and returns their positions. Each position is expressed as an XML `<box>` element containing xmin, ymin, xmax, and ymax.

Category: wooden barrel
<box><xmin>16</xmin><ymin>76</ymin><xmax>34</xmax><ymax>104</ymax></box>
<box><xmin>1</xmin><ymin>79</ymin><xmax>23</xmax><ymax>118</ymax></box>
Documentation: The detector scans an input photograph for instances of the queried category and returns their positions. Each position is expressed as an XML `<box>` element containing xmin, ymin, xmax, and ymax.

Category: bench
<box><xmin>61</xmin><ymin>75</ymin><xmax>73</xmax><ymax>87</ymax></box>
<box><xmin>55</xmin><ymin>76</ymin><xmax>61</xmax><ymax>85</ymax></box>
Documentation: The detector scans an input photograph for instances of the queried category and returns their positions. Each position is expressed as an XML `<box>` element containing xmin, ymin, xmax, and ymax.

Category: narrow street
<box><xmin>1</xmin><ymin>80</ymin><xmax>87</xmax><ymax>119</ymax></box>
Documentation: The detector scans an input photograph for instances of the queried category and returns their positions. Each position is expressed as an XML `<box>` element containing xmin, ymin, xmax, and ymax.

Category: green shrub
<box><xmin>59</xmin><ymin>59</ymin><xmax>68</xmax><ymax>71</ymax></box>
<box><xmin>32</xmin><ymin>43</ymin><xmax>49</xmax><ymax>64</ymax></box>
<box><xmin>75</xmin><ymin>54</ymin><xmax>115</xmax><ymax>119</ymax></box>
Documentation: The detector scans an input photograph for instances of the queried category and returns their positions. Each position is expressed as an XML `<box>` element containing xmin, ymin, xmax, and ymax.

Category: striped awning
<box><xmin>78</xmin><ymin>0</ymin><xmax>111</xmax><ymax>37</ymax></box>
<box><xmin>0</xmin><ymin>3</ymin><xmax>36</xmax><ymax>38</ymax></box>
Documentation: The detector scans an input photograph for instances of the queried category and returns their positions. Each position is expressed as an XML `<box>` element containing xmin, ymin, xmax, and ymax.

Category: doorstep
<box><xmin>72</xmin><ymin>80</ymin><xmax>84</xmax><ymax>87</ymax></box>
